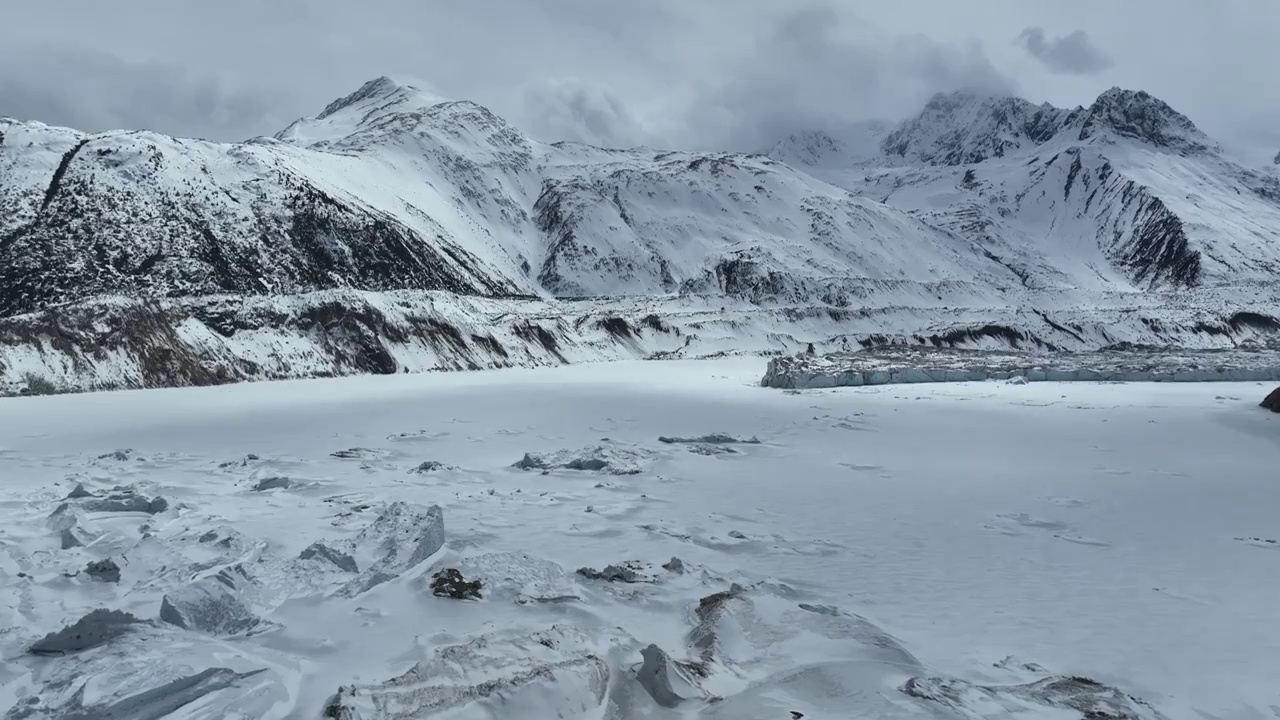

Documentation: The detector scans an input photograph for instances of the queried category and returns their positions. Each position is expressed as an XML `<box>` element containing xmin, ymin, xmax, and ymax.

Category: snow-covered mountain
<box><xmin>0</xmin><ymin>76</ymin><xmax>1027</xmax><ymax>318</ymax></box>
<box><xmin>2</xmin><ymin>78</ymin><xmax>1279</xmax><ymax>393</ymax></box>
<box><xmin>772</xmin><ymin>88</ymin><xmax>1280</xmax><ymax>292</ymax></box>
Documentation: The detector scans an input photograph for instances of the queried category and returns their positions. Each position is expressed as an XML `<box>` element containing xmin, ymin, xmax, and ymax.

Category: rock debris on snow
<box><xmin>84</xmin><ymin>558</ymin><xmax>121</xmax><ymax>583</ymax></box>
<box><xmin>430</xmin><ymin>569</ymin><xmax>483</xmax><ymax>600</ymax></box>
<box><xmin>409</xmin><ymin>460</ymin><xmax>449</xmax><ymax>473</ymax></box>
<box><xmin>576</xmin><ymin>562</ymin><xmax>657</xmax><ymax>584</ymax></box>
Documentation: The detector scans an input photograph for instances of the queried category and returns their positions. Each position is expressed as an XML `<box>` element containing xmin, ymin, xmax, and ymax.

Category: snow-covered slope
<box><xmin>2</xmin><ymin>79</ymin><xmax>1280</xmax><ymax>393</ymax></box>
<box><xmin>777</xmin><ymin>88</ymin><xmax>1280</xmax><ymax>292</ymax></box>
<box><xmin>0</xmin><ymin>77</ymin><xmax>1028</xmax><ymax>319</ymax></box>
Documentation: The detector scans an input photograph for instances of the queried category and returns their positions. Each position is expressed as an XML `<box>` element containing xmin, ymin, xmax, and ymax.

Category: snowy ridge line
<box><xmin>761</xmin><ymin>348</ymin><xmax>1280</xmax><ymax>389</ymax></box>
<box><xmin>0</xmin><ymin>287</ymin><xmax>1277</xmax><ymax>396</ymax></box>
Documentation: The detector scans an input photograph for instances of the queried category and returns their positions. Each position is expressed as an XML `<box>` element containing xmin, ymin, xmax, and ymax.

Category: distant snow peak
<box><xmin>881</xmin><ymin>91</ymin><xmax>1075</xmax><ymax>166</ymax></box>
<box><xmin>1078</xmin><ymin>87</ymin><xmax>1216</xmax><ymax>155</ymax></box>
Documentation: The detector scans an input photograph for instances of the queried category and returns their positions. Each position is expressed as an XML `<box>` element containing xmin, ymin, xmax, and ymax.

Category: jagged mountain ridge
<box><xmin>0</xmin><ymin>77</ymin><xmax>1032</xmax><ymax>318</ymax></box>
<box><xmin>769</xmin><ymin>87</ymin><xmax>1280</xmax><ymax>291</ymax></box>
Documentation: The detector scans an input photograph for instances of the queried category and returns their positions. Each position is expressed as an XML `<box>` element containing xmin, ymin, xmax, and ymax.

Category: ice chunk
<box><xmin>299</xmin><ymin>542</ymin><xmax>359</xmax><ymax>573</ymax></box>
<box><xmin>251</xmin><ymin>476</ymin><xmax>292</xmax><ymax>491</ymax></box>
<box><xmin>29</xmin><ymin>609</ymin><xmax>143</xmax><ymax>655</ymax></box>
<box><xmin>322</xmin><ymin>626</ymin><xmax>613</xmax><ymax>719</ymax></box>
<box><xmin>159</xmin><ymin>567</ymin><xmax>262</xmax><ymax>636</ymax></box>
<box><xmin>513</xmin><ymin>444</ymin><xmax>655</xmax><ymax>475</ymax></box>
<box><xmin>84</xmin><ymin>558</ymin><xmax>121</xmax><ymax>583</ymax></box>
<box><xmin>902</xmin><ymin>674</ymin><xmax>1165</xmax><ymax>720</ymax></box>
<box><xmin>636</xmin><ymin>644</ymin><xmax>709</xmax><ymax>708</ymax></box>
<box><xmin>658</xmin><ymin>433</ymin><xmax>761</xmax><ymax>445</ymax></box>
<box><xmin>335</xmin><ymin>502</ymin><xmax>445</xmax><ymax>597</ymax></box>
<box><xmin>457</xmin><ymin>552</ymin><xmax>579</xmax><ymax>604</ymax></box>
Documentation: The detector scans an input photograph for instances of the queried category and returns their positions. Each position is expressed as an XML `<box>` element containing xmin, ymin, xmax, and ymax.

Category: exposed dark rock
<box><xmin>727</xmin><ymin>531</ymin><xmax>748</xmax><ymax>540</ymax></box>
<box><xmin>430</xmin><ymin>568</ymin><xmax>483</xmax><ymax>600</ymax></box>
<box><xmin>410</xmin><ymin>460</ymin><xmax>448</xmax><ymax>473</ymax></box>
<box><xmin>84</xmin><ymin>558</ymin><xmax>121</xmax><ymax>583</ymax></box>
<box><xmin>662</xmin><ymin>557</ymin><xmax>685</xmax><ymax>574</ymax></box>
<box><xmin>29</xmin><ymin>609</ymin><xmax>143</xmax><ymax>655</ymax></box>
<box><xmin>690</xmin><ymin>584</ymin><xmax>747</xmax><ymax>663</ymax></box>
<box><xmin>1260</xmin><ymin>387</ymin><xmax>1280</xmax><ymax>412</ymax></box>
<box><xmin>576</xmin><ymin>562</ymin><xmax>652</xmax><ymax>583</ymax></box>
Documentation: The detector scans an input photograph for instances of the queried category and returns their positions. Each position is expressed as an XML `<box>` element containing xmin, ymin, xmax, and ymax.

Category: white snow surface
<box><xmin>2</xmin><ymin>358</ymin><xmax>1278</xmax><ymax>718</ymax></box>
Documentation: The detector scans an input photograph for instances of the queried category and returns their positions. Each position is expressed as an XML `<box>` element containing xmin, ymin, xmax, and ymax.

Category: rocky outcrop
<box><xmin>1260</xmin><ymin>387</ymin><xmax>1280</xmax><ymax>412</ymax></box>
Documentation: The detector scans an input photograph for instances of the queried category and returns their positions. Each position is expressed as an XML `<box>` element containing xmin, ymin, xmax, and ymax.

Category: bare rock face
<box><xmin>29</xmin><ymin>609</ymin><xmax>144</xmax><ymax>655</ymax></box>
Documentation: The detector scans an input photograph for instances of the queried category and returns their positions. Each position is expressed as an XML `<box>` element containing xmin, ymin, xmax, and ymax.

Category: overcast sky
<box><xmin>2</xmin><ymin>0</ymin><xmax>1278</xmax><ymax>158</ymax></box>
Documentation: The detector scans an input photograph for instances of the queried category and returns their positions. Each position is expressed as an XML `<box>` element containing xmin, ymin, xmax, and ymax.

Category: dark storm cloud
<box><xmin>1017</xmin><ymin>27</ymin><xmax>1114</xmax><ymax>76</ymax></box>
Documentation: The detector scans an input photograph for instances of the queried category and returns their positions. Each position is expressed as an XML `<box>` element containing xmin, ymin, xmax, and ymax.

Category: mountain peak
<box><xmin>1077</xmin><ymin>87</ymin><xmax>1215</xmax><ymax>155</ymax></box>
<box><xmin>882</xmin><ymin>91</ymin><xmax>1075</xmax><ymax>166</ymax></box>
<box><xmin>317</xmin><ymin>76</ymin><xmax>407</xmax><ymax>120</ymax></box>
<box><xmin>276</xmin><ymin>76</ymin><xmax>452</xmax><ymax>147</ymax></box>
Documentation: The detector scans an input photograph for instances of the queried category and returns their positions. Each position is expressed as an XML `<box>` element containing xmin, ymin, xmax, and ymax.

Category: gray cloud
<box><xmin>1</xmin><ymin>1</ymin><xmax>1278</xmax><ymax>158</ymax></box>
<box><xmin>520</xmin><ymin>78</ymin><xmax>658</xmax><ymax>149</ymax></box>
<box><xmin>679</xmin><ymin>6</ymin><xmax>1017</xmax><ymax>151</ymax></box>
<box><xmin>1017</xmin><ymin>27</ymin><xmax>1113</xmax><ymax>76</ymax></box>
<box><xmin>0</xmin><ymin>47</ymin><xmax>293</xmax><ymax>141</ymax></box>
